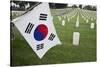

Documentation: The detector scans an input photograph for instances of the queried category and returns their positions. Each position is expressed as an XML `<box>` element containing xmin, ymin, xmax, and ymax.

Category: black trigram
<box><xmin>48</xmin><ymin>33</ymin><xmax>56</xmax><ymax>41</ymax></box>
<box><xmin>25</xmin><ymin>23</ymin><xmax>34</xmax><ymax>34</ymax></box>
<box><xmin>39</xmin><ymin>13</ymin><xmax>47</xmax><ymax>21</ymax></box>
<box><xmin>36</xmin><ymin>43</ymin><xmax>44</xmax><ymax>50</ymax></box>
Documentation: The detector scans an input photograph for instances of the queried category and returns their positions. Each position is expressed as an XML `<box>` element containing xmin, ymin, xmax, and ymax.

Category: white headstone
<box><xmin>76</xmin><ymin>21</ymin><xmax>79</xmax><ymax>27</ymax></box>
<box><xmin>73</xmin><ymin>32</ymin><xmax>80</xmax><ymax>46</ymax></box>
<box><xmin>67</xmin><ymin>18</ymin><xmax>70</xmax><ymax>22</ymax></box>
<box><xmin>58</xmin><ymin>16</ymin><xmax>61</xmax><ymax>21</ymax></box>
<box><xmin>75</xmin><ymin>15</ymin><xmax>79</xmax><ymax>27</ymax></box>
<box><xmin>91</xmin><ymin>18</ymin><xmax>93</xmax><ymax>21</ymax></box>
<box><xmin>86</xmin><ymin>19</ymin><xmax>89</xmax><ymax>23</ymax></box>
<box><xmin>90</xmin><ymin>23</ymin><xmax>95</xmax><ymax>29</ymax></box>
<box><xmin>62</xmin><ymin>20</ymin><xmax>65</xmax><ymax>26</ymax></box>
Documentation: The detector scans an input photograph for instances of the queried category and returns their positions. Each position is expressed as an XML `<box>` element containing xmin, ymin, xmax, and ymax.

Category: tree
<box><xmin>79</xmin><ymin>5</ymin><xmax>82</xmax><ymax>9</ymax></box>
<box><xmin>92</xmin><ymin>6</ymin><xmax>97</xmax><ymax>11</ymax></box>
<box><xmin>83</xmin><ymin>5</ymin><xmax>92</xmax><ymax>10</ymax></box>
<box><xmin>72</xmin><ymin>5</ymin><xmax>78</xmax><ymax>8</ymax></box>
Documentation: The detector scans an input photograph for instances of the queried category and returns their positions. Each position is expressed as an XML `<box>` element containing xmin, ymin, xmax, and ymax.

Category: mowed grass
<box><xmin>11</xmin><ymin>10</ymin><xmax>96</xmax><ymax>66</ymax></box>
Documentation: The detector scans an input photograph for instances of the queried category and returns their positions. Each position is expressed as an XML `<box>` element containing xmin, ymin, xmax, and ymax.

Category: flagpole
<box><xmin>22</xmin><ymin>2</ymin><xmax>41</xmax><ymax>16</ymax></box>
<box><xmin>11</xmin><ymin>2</ymin><xmax>41</xmax><ymax>22</ymax></box>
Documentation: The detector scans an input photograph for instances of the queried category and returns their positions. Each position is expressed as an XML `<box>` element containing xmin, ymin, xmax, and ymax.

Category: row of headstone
<box><xmin>58</xmin><ymin>15</ymin><xmax>95</xmax><ymax>29</ymax></box>
<box><xmin>57</xmin><ymin>8</ymin><xmax>78</xmax><ymax>24</ymax></box>
<box><xmin>80</xmin><ymin>9</ymin><xmax>96</xmax><ymax>21</ymax></box>
<box><xmin>58</xmin><ymin>15</ymin><xmax>69</xmax><ymax>23</ymax></box>
<box><xmin>72</xmin><ymin>23</ymin><xmax>95</xmax><ymax>46</ymax></box>
<box><xmin>81</xmin><ymin>11</ymin><xmax>95</xmax><ymax>29</ymax></box>
<box><xmin>75</xmin><ymin>15</ymin><xmax>79</xmax><ymax>27</ymax></box>
<box><xmin>67</xmin><ymin>12</ymin><xmax>77</xmax><ymax>20</ymax></box>
<box><xmin>80</xmin><ymin>11</ymin><xmax>96</xmax><ymax>30</ymax></box>
<box><xmin>81</xmin><ymin>14</ymin><xmax>94</xmax><ymax>22</ymax></box>
<box><xmin>57</xmin><ymin>9</ymin><xmax>95</xmax><ymax>29</ymax></box>
<box><xmin>67</xmin><ymin>9</ymin><xmax>77</xmax><ymax>17</ymax></box>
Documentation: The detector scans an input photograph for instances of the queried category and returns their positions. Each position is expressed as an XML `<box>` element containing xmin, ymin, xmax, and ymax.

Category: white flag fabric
<box><xmin>13</xmin><ymin>2</ymin><xmax>61</xmax><ymax>59</ymax></box>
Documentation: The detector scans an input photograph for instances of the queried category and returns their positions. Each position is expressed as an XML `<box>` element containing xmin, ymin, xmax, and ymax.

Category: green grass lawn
<box><xmin>11</xmin><ymin>9</ymin><xmax>96</xmax><ymax>66</ymax></box>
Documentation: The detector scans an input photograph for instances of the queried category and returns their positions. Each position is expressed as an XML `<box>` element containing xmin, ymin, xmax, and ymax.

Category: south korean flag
<box><xmin>13</xmin><ymin>2</ymin><xmax>61</xmax><ymax>59</ymax></box>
